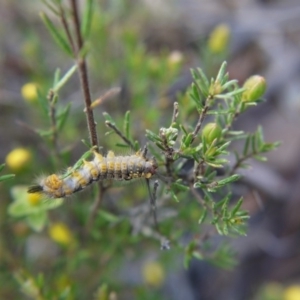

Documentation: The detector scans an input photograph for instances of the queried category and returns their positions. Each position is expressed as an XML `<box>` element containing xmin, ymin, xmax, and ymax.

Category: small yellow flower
<box><xmin>27</xmin><ymin>193</ymin><xmax>42</xmax><ymax>206</ymax></box>
<box><xmin>284</xmin><ymin>285</ymin><xmax>300</xmax><ymax>300</ymax></box>
<box><xmin>142</xmin><ymin>261</ymin><xmax>165</xmax><ymax>287</ymax></box>
<box><xmin>21</xmin><ymin>82</ymin><xmax>38</xmax><ymax>103</ymax></box>
<box><xmin>208</xmin><ymin>24</ymin><xmax>230</xmax><ymax>54</ymax></box>
<box><xmin>49</xmin><ymin>222</ymin><xmax>73</xmax><ymax>246</ymax></box>
<box><xmin>5</xmin><ymin>148</ymin><xmax>31</xmax><ymax>172</ymax></box>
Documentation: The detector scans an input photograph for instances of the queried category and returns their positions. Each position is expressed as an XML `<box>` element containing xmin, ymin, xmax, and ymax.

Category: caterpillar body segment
<box><xmin>27</xmin><ymin>149</ymin><xmax>158</xmax><ymax>198</ymax></box>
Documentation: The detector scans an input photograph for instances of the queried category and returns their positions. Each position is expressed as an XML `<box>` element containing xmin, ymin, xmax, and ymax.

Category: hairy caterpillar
<box><xmin>27</xmin><ymin>147</ymin><xmax>158</xmax><ymax>198</ymax></box>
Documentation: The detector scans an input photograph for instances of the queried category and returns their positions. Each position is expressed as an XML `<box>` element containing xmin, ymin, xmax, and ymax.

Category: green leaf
<box><xmin>256</xmin><ymin>126</ymin><xmax>264</xmax><ymax>149</ymax></box>
<box><xmin>81</xmin><ymin>0</ymin><xmax>94</xmax><ymax>38</ymax></box>
<box><xmin>53</xmin><ymin>65</ymin><xmax>77</xmax><ymax>92</ymax></box>
<box><xmin>170</xmin><ymin>189</ymin><xmax>179</xmax><ymax>202</ymax></box>
<box><xmin>192</xmin><ymin>250</ymin><xmax>203</xmax><ymax>260</ymax></box>
<box><xmin>26</xmin><ymin>211</ymin><xmax>47</xmax><ymax>232</ymax></box>
<box><xmin>37</xmin><ymin>88</ymin><xmax>49</xmax><ymax>116</ymax></box>
<box><xmin>182</xmin><ymin>133</ymin><xmax>193</xmax><ymax>148</ymax></box>
<box><xmin>230</xmin><ymin>197</ymin><xmax>244</xmax><ymax>217</ymax></box>
<box><xmin>103</xmin><ymin>112</ymin><xmax>115</xmax><ymax>125</ymax></box>
<box><xmin>0</xmin><ymin>163</ymin><xmax>5</xmax><ymax>173</ymax></box>
<box><xmin>194</xmin><ymin>68</ymin><xmax>209</xmax><ymax>90</ymax></box>
<box><xmin>53</xmin><ymin>68</ymin><xmax>61</xmax><ymax>88</ymax></box>
<box><xmin>36</xmin><ymin>129</ymin><xmax>53</xmax><ymax>137</ymax></box>
<box><xmin>243</xmin><ymin>135</ymin><xmax>251</xmax><ymax>156</ymax></box>
<box><xmin>115</xmin><ymin>143</ymin><xmax>130</xmax><ymax>148</ymax></box>
<box><xmin>220</xmin><ymin>79</ymin><xmax>239</xmax><ymax>91</ymax></box>
<box><xmin>183</xmin><ymin>252</ymin><xmax>192</xmax><ymax>269</ymax></box>
<box><xmin>123</xmin><ymin>111</ymin><xmax>130</xmax><ymax>139</ymax></box>
<box><xmin>215</xmin><ymin>222</ymin><xmax>223</xmax><ymax>235</ymax></box>
<box><xmin>217</xmin><ymin>174</ymin><xmax>241</xmax><ymax>186</ymax></box>
<box><xmin>215</xmin><ymin>88</ymin><xmax>245</xmax><ymax>99</ymax></box>
<box><xmin>226</xmin><ymin>130</ymin><xmax>244</xmax><ymax>136</ymax></box>
<box><xmin>40</xmin><ymin>12</ymin><xmax>72</xmax><ymax>56</ymax></box>
<box><xmin>171</xmin><ymin>182</ymin><xmax>189</xmax><ymax>192</ymax></box>
<box><xmin>216</xmin><ymin>141</ymin><xmax>231</xmax><ymax>152</ymax></box>
<box><xmin>180</xmin><ymin>124</ymin><xmax>188</xmax><ymax>135</ymax></box>
<box><xmin>198</xmin><ymin>209</ymin><xmax>207</xmax><ymax>224</ymax></box>
<box><xmin>134</xmin><ymin>140</ymin><xmax>140</xmax><ymax>151</ymax></box>
<box><xmin>215</xmin><ymin>61</ymin><xmax>227</xmax><ymax>83</ymax></box>
<box><xmin>145</xmin><ymin>129</ymin><xmax>162</xmax><ymax>143</ymax></box>
<box><xmin>98</xmin><ymin>210</ymin><xmax>119</xmax><ymax>223</ymax></box>
<box><xmin>0</xmin><ymin>174</ymin><xmax>15</xmax><ymax>182</ymax></box>
<box><xmin>253</xmin><ymin>155</ymin><xmax>267</xmax><ymax>162</ymax></box>
<box><xmin>214</xmin><ymin>193</ymin><xmax>231</xmax><ymax>209</ymax></box>
<box><xmin>57</xmin><ymin>103</ymin><xmax>71</xmax><ymax>131</ymax></box>
<box><xmin>189</xmin><ymin>83</ymin><xmax>202</xmax><ymax>107</ymax></box>
<box><xmin>251</xmin><ymin>134</ymin><xmax>257</xmax><ymax>153</ymax></box>
<box><xmin>8</xmin><ymin>198</ymin><xmax>31</xmax><ymax>217</ymax></box>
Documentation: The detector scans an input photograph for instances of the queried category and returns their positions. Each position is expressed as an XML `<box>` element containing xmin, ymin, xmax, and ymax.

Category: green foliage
<box><xmin>3</xmin><ymin>1</ymin><xmax>280</xmax><ymax>299</ymax></box>
<box><xmin>8</xmin><ymin>186</ymin><xmax>63</xmax><ymax>231</ymax></box>
<box><xmin>0</xmin><ymin>163</ymin><xmax>15</xmax><ymax>182</ymax></box>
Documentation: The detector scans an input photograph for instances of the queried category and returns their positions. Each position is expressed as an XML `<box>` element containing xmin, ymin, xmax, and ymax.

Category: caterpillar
<box><xmin>27</xmin><ymin>147</ymin><xmax>158</xmax><ymax>199</ymax></box>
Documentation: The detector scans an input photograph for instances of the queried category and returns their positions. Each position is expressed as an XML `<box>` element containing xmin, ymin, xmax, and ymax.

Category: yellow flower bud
<box><xmin>5</xmin><ymin>148</ymin><xmax>32</xmax><ymax>172</ymax></box>
<box><xmin>27</xmin><ymin>193</ymin><xmax>43</xmax><ymax>206</ymax></box>
<box><xmin>208</xmin><ymin>24</ymin><xmax>230</xmax><ymax>54</ymax></box>
<box><xmin>209</xmin><ymin>81</ymin><xmax>222</xmax><ymax>96</ymax></box>
<box><xmin>284</xmin><ymin>285</ymin><xmax>300</xmax><ymax>300</ymax></box>
<box><xmin>21</xmin><ymin>82</ymin><xmax>38</xmax><ymax>103</ymax></box>
<box><xmin>202</xmin><ymin>123</ymin><xmax>222</xmax><ymax>144</ymax></box>
<box><xmin>142</xmin><ymin>261</ymin><xmax>165</xmax><ymax>287</ymax></box>
<box><xmin>241</xmin><ymin>75</ymin><xmax>267</xmax><ymax>102</ymax></box>
<box><xmin>49</xmin><ymin>223</ymin><xmax>73</xmax><ymax>246</ymax></box>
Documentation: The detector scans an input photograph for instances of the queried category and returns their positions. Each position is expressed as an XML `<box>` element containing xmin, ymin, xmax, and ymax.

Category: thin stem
<box><xmin>148</xmin><ymin>179</ymin><xmax>159</xmax><ymax>229</ymax></box>
<box><xmin>190</xmin><ymin>97</ymin><xmax>211</xmax><ymax>144</ymax></box>
<box><xmin>189</xmin><ymin>184</ymin><xmax>214</xmax><ymax>216</ymax></box>
<box><xmin>58</xmin><ymin>3</ymin><xmax>76</xmax><ymax>54</ymax></box>
<box><xmin>70</xmin><ymin>0</ymin><xmax>99</xmax><ymax>149</ymax></box>
<box><xmin>194</xmin><ymin>160</ymin><xmax>205</xmax><ymax>180</ymax></box>
<box><xmin>230</xmin><ymin>152</ymin><xmax>253</xmax><ymax>175</ymax></box>
<box><xmin>86</xmin><ymin>184</ymin><xmax>106</xmax><ymax>231</ymax></box>
<box><xmin>105</xmin><ymin>120</ymin><xmax>135</xmax><ymax>149</ymax></box>
<box><xmin>68</xmin><ymin>0</ymin><xmax>103</xmax><ymax>231</ymax></box>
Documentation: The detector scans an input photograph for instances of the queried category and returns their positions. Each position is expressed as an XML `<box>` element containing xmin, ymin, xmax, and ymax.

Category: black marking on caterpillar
<box><xmin>28</xmin><ymin>147</ymin><xmax>158</xmax><ymax>198</ymax></box>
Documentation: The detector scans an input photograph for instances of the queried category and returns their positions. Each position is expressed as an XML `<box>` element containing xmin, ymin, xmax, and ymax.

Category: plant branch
<box><xmin>58</xmin><ymin>3</ymin><xmax>76</xmax><ymax>54</ymax></box>
<box><xmin>86</xmin><ymin>184</ymin><xmax>106</xmax><ymax>232</ymax></box>
<box><xmin>230</xmin><ymin>152</ymin><xmax>254</xmax><ymax>175</ymax></box>
<box><xmin>105</xmin><ymin>121</ymin><xmax>135</xmax><ymax>149</ymax></box>
<box><xmin>69</xmin><ymin>0</ymin><xmax>99</xmax><ymax>149</ymax></box>
<box><xmin>190</xmin><ymin>96</ymin><xmax>213</xmax><ymax>144</ymax></box>
<box><xmin>67</xmin><ymin>0</ymin><xmax>103</xmax><ymax>231</ymax></box>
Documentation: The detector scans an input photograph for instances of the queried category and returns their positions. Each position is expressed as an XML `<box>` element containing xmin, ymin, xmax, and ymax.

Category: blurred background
<box><xmin>1</xmin><ymin>0</ymin><xmax>300</xmax><ymax>299</ymax></box>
